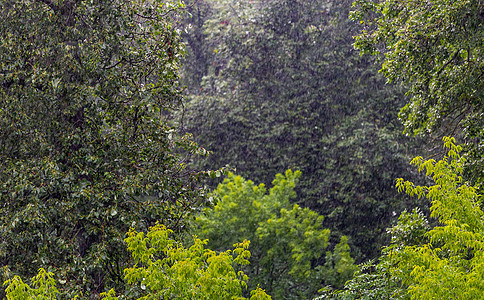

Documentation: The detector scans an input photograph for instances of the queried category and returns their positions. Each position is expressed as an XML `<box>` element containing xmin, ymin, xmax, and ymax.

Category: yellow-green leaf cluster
<box><xmin>391</xmin><ymin>137</ymin><xmax>484</xmax><ymax>299</ymax></box>
<box><xmin>4</xmin><ymin>226</ymin><xmax>271</xmax><ymax>300</ymax></box>
<box><xmin>120</xmin><ymin>224</ymin><xmax>268</xmax><ymax>300</ymax></box>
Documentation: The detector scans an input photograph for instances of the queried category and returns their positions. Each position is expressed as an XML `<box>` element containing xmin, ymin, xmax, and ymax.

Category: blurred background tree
<box><xmin>178</xmin><ymin>0</ymin><xmax>424</xmax><ymax>260</ymax></box>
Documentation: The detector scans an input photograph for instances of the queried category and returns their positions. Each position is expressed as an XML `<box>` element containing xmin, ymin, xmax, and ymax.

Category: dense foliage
<box><xmin>350</xmin><ymin>0</ymin><xmax>484</xmax><ymax>188</ymax></box>
<box><xmin>4</xmin><ymin>225</ymin><xmax>272</xmax><ymax>299</ymax></box>
<box><xmin>194</xmin><ymin>170</ymin><xmax>357</xmax><ymax>299</ymax></box>
<box><xmin>320</xmin><ymin>138</ymin><xmax>484</xmax><ymax>299</ymax></box>
<box><xmin>0</xmin><ymin>0</ymin><xmax>207</xmax><ymax>297</ymax></box>
<box><xmin>4</xmin><ymin>268</ymin><xmax>59</xmax><ymax>300</ymax></box>
<box><xmin>180</xmin><ymin>0</ymin><xmax>422</xmax><ymax>260</ymax></box>
<box><xmin>317</xmin><ymin>0</ymin><xmax>484</xmax><ymax>297</ymax></box>
<box><xmin>1</xmin><ymin>0</ymin><xmax>482</xmax><ymax>298</ymax></box>
<box><xmin>392</xmin><ymin>138</ymin><xmax>484</xmax><ymax>298</ymax></box>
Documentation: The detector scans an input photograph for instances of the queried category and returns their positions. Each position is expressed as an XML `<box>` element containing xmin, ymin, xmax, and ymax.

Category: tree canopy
<box><xmin>194</xmin><ymin>170</ymin><xmax>357</xmax><ymax>299</ymax></box>
<box><xmin>4</xmin><ymin>225</ymin><xmax>272</xmax><ymax>300</ymax></box>
<box><xmin>180</xmin><ymin>0</ymin><xmax>423</xmax><ymax>260</ymax></box>
<box><xmin>2</xmin><ymin>0</ymin><xmax>482</xmax><ymax>298</ymax></box>
<box><xmin>320</xmin><ymin>138</ymin><xmax>484</xmax><ymax>299</ymax></box>
<box><xmin>0</xmin><ymin>0</ymin><xmax>207</xmax><ymax>297</ymax></box>
<box><xmin>350</xmin><ymin>0</ymin><xmax>484</xmax><ymax>187</ymax></box>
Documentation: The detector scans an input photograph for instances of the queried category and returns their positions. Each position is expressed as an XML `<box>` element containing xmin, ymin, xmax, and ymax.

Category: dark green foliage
<box><xmin>315</xmin><ymin>209</ymin><xmax>428</xmax><ymax>300</ymax></box>
<box><xmin>316</xmin><ymin>260</ymin><xmax>408</xmax><ymax>300</ymax></box>
<box><xmin>0</xmin><ymin>0</ymin><xmax>206</xmax><ymax>297</ymax></box>
<box><xmin>180</xmin><ymin>0</ymin><xmax>214</xmax><ymax>95</ymax></box>
<box><xmin>351</xmin><ymin>0</ymin><xmax>484</xmax><ymax>190</ymax></box>
<box><xmin>313</xmin><ymin>110</ymin><xmax>421</xmax><ymax>259</ymax></box>
<box><xmin>180</xmin><ymin>0</ymin><xmax>423</xmax><ymax>259</ymax></box>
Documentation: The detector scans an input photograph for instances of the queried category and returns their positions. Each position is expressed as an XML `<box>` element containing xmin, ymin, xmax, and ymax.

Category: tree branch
<box><xmin>36</xmin><ymin>0</ymin><xmax>58</xmax><ymax>12</ymax></box>
<box><xmin>436</xmin><ymin>50</ymin><xmax>460</xmax><ymax>77</ymax></box>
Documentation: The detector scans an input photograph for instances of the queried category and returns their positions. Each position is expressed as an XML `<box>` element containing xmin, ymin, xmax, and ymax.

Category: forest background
<box><xmin>0</xmin><ymin>0</ymin><xmax>482</xmax><ymax>299</ymax></box>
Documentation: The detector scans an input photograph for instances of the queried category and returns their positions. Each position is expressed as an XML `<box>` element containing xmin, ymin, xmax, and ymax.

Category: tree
<box><xmin>390</xmin><ymin>137</ymin><xmax>484</xmax><ymax>299</ymax></box>
<box><xmin>4</xmin><ymin>225</ymin><xmax>272</xmax><ymax>300</ymax></box>
<box><xmin>315</xmin><ymin>261</ymin><xmax>408</xmax><ymax>300</ymax></box>
<box><xmin>194</xmin><ymin>170</ymin><xmax>357</xmax><ymax>299</ymax></box>
<box><xmin>0</xmin><ymin>0</ymin><xmax>207</xmax><ymax>297</ymax></box>
<box><xmin>179</xmin><ymin>0</ymin><xmax>424</xmax><ymax>260</ymax></box>
<box><xmin>316</xmin><ymin>208</ymin><xmax>429</xmax><ymax>300</ymax></box>
<box><xmin>4</xmin><ymin>268</ymin><xmax>59</xmax><ymax>300</ymax></box>
<box><xmin>350</xmin><ymin>0</ymin><xmax>484</xmax><ymax>189</ymax></box>
<box><xmin>321</xmin><ymin>137</ymin><xmax>484</xmax><ymax>299</ymax></box>
<box><xmin>179</xmin><ymin>0</ymin><xmax>214</xmax><ymax>95</ymax></box>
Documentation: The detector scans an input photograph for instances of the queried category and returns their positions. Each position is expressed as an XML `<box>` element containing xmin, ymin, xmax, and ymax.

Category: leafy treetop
<box><xmin>321</xmin><ymin>137</ymin><xmax>484</xmax><ymax>299</ymax></box>
<box><xmin>0</xmin><ymin>0</ymin><xmax>207</xmax><ymax>297</ymax></box>
<box><xmin>194</xmin><ymin>170</ymin><xmax>357</xmax><ymax>299</ymax></box>
<box><xmin>351</xmin><ymin>0</ymin><xmax>483</xmax><ymax>138</ymax></box>
<box><xmin>4</xmin><ymin>224</ymin><xmax>272</xmax><ymax>300</ymax></box>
